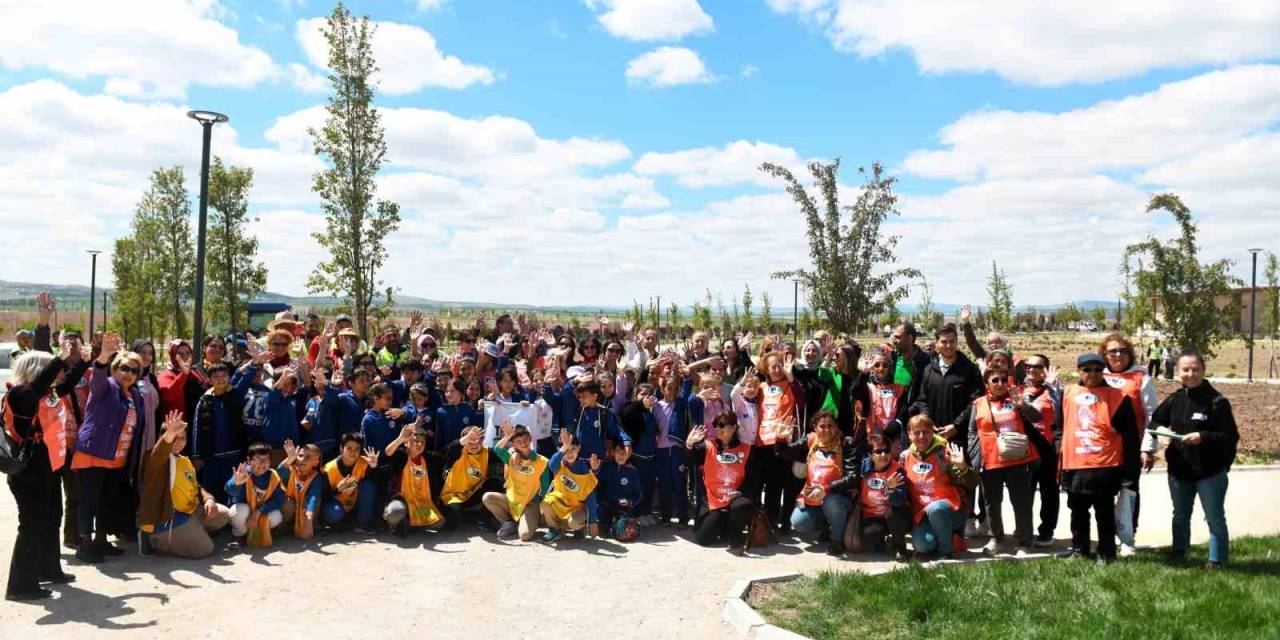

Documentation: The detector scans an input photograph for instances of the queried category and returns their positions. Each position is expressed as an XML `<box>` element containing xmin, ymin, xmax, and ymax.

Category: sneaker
<box><xmin>826</xmin><ymin>541</ymin><xmax>845</xmax><ymax>556</ymax></box>
<box><xmin>572</xmin><ymin>528</ymin><xmax>587</xmax><ymax>540</ymax></box>
<box><xmin>1096</xmin><ymin>555</ymin><xmax>1114</xmax><ymax>566</ymax></box>
<box><xmin>94</xmin><ymin>538</ymin><xmax>125</xmax><ymax>556</ymax></box>
<box><xmin>542</xmin><ymin>529</ymin><xmax>564</xmax><ymax>544</ymax></box>
<box><xmin>1118</xmin><ymin>543</ymin><xmax>1136</xmax><ymax>557</ymax></box>
<box><xmin>39</xmin><ymin>572</ymin><xmax>75</xmax><ymax>585</ymax></box>
<box><xmin>353</xmin><ymin>525</ymin><xmax>376</xmax><ymax>535</ymax></box>
<box><xmin>1014</xmin><ymin>547</ymin><xmax>1031</xmax><ymax>558</ymax></box>
<box><xmin>894</xmin><ymin>549</ymin><xmax>910</xmax><ymax>563</ymax></box>
<box><xmin>74</xmin><ymin>538</ymin><xmax>103</xmax><ymax>565</ymax></box>
<box><xmin>1033</xmin><ymin>535</ymin><xmax>1054</xmax><ymax>548</ymax></box>
<box><xmin>226</xmin><ymin>536</ymin><xmax>247</xmax><ymax>550</ymax></box>
<box><xmin>496</xmin><ymin>521</ymin><xmax>517</xmax><ymax>540</ymax></box>
<box><xmin>982</xmin><ymin>539</ymin><xmax>999</xmax><ymax>555</ymax></box>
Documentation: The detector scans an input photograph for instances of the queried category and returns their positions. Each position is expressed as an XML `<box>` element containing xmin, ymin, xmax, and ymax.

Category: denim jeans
<box><xmin>911</xmin><ymin>500</ymin><xmax>964</xmax><ymax>555</ymax></box>
<box><xmin>1169</xmin><ymin>471</ymin><xmax>1230</xmax><ymax>564</ymax></box>
<box><xmin>790</xmin><ymin>493</ymin><xmax>853</xmax><ymax>541</ymax></box>
<box><xmin>322</xmin><ymin>479</ymin><xmax>378</xmax><ymax>526</ymax></box>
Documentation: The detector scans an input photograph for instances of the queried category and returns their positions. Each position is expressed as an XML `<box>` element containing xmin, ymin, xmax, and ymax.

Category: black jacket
<box><xmin>914</xmin><ymin>352</ymin><xmax>984</xmax><ymax>440</ymax></box>
<box><xmin>777</xmin><ymin>436</ymin><xmax>860</xmax><ymax>494</ymax></box>
<box><xmin>1151</xmin><ymin>382</ymin><xmax>1237</xmax><ymax>482</ymax></box>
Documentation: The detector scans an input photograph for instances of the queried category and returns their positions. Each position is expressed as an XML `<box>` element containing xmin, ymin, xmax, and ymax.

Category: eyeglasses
<box><xmin>116</xmin><ymin>365</ymin><xmax>140</xmax><ymax>375</ymax></box>
<box><xmin>1079</xmin><ymin>366</ymin><xmax>1104</xmax><ymax>373</ymax></box>
<box><xmin>1105</xmin><ymin>349</ymin><xmax>1128</xmax><ymax>356</ymax></box>
<box><xmin>872</xmin><ymin>449</ymin><xmax>890</xmax><ymax>455</ymax></box>
<box><xmin>1024</xmin><ymin>364</ymin><xmax>1045</xmax><ymax>370</ymax></box>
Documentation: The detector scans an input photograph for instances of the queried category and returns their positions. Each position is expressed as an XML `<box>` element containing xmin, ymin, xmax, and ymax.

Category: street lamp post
<box><xmin>187</xmin><ymin>110</ymin><xmax>229</xmax><ymax>354</ymax></box>
<box><xmin>102</xmin><ymin>291</ymin><xmax>109</xmax><ymax>331</ymax></box>
<box><xmin>1249</xmin><ymin>248</ymin><xmax>1263</xmax><ymax>382</ymax></box>
<box><xmin>87</xmin><ymin>250</ymin><xmax>101</xmax><ymax>337</ymax></box>
<box><xmin>792</xmin><ymin>279</ymin><xmax>800</xmax><ymax>339</ymax></box>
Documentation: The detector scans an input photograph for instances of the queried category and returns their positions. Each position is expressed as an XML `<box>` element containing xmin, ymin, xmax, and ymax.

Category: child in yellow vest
<box><xmin>226</xmin><ymin>442</ymin><xmax>285</xmax><ymax>549</ymax></box>
<box><xmin>278</xmin><ymin>439</ymin><xmax>324</xmax><ymax>540</ymax></box>
<box><xmin>481</xmin><ymin>420</ymin><xmax>550</xmax><ymax>541</ymax></box>
<box><xmin>539</xmin><ymin>430</ymin><xmax>602</xmax><ymax>543</ymax></box>
<box><xmin>383</xmin><ymin>424</ymin><xmax>445</xmax><ymax>536</ymax></box>
<box><xmin>438</xmin><ymin>426</ymin><xmax>505</xmax><ymax>532</ymax></box>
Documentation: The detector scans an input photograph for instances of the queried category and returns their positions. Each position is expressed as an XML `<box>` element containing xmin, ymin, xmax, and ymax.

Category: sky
<box><xmin>1</xmin><ymin>0</ymin><xmax>1277</xmax><ymax>311</ymax></box>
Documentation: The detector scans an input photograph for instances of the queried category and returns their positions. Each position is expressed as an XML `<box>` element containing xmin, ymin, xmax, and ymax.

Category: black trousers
<box><xmin>859</xmin><ymin>506</ymin><xmax>911</xmax><ymax>552</ymax></box>
<box><xmin>693</xmin><ymin>497</ymin><xmax>755</xmax><ymax>547</ymax></box>
<box><xmin>1068</xmin><ymin>490</ymin><xmax>1117</xmax><ymax>559</ymax></box>
<box><xmin>1030</xmin><ymin>449</ymin><xmax>1060</xmax><ymax>539</ymax></box>
<box><xmin>440</xmin><ymin>479</ymin><xmax>503</xmax><ymax>531</ymax></box>
<box><xmin>981</xmin><ymin>463</ymin><xmax>1036</xmax><ymax>547</ymax></box>
<box><xmin>6</xmin><ymin>443</ymin><xmax>64</xmax><ymax>595</ymax></box>
<box><xmin>76</xmin><ymin>466</ymin><xmax>134</xmax><ymax>537</ymax></box>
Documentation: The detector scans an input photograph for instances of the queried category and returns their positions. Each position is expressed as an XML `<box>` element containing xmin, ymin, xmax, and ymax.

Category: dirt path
<box><xmin>3</xmin><ymin>468</ymin><xmax>1279</xmax><ymax>639</ymax></box>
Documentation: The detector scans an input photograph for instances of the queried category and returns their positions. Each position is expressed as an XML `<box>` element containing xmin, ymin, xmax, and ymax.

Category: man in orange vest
<box><xmin>1060</xmin><ymin>353</ymin><xmax>1140</xmax><ymax>565</ymax></box>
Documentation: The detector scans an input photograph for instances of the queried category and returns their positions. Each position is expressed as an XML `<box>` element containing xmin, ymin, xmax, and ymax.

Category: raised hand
<box><xmin>36</xmin><ymin>291</ymin><xmax>54</xmax><ymax>325</ymax></box>
<box><xmin>500</xmin><ymin>418</ymin><xmax>515</xmax><ymax>440</ymax></box>
<box><xmin>399</xmin><ymin>424</ymin><xmax>416</xmax><ymax>442</ymax></box>
<box><xmin>884</xmin><ymin>473</ymin><xmax>904</xmax><ymax>490</ymax></box>
<box><xmin>362</xmin><ymin>446</ymin><xmax>380</xmax><ymax>469</ymax></box>
<box><xmin>323</xmin><ymin>321</ymin><xmax>337</xmax><ymax>338</ymax></box>
<box><xmin>559</xmin><ymin>428</ymin><xmax>572</xmax><ymax>448</ymax></box>
<box><xmin>162</xmin><ymin>410</ymin><xmax>186</xmax><ymax>443</ymax></box>
<box><xmin>960</xmin><ymin>304</ymin><xmax>972</xmax><ymax>324</ymax></box>
<box><xmin>1045</xmin><ymin>364</ymin><xmax>1059</xmax><ymax>388</ymax></box>
<box><xmin>589</xmin><ymin>453</ymin><xmax>601</xmax><ymax>472</ymax></box>
<box><xmin>232</xmin><ymin>462</ymin><xmax>250</xmax><ymax>485</ymax></box>
<box><xmin>946</xmin><ymin>442</ymin><xmax>967</xmax><ymax>469</ymax></box>
<box><xmin>738</xmin><ymin>331</ymin><xmax>754</xmax><ymax>351</ymax></box>
<box><xmin>176</xmin><ymin>350</ymin><xmax>193</xmax><ymax>374</ymax></box>
<box><xmin>409</xmin><ymin>309</ymin><xmax>423</xmax><ymax>330</ymax></box>
<box><xmin>283</xmin><ymin>439</ymin><xmax>297</xmax><ymax>463</ymax></box>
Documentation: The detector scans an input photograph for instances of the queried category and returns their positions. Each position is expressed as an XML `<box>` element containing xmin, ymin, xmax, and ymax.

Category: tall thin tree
<box><xmin>306</xmin><ymin>2</ymin><xmax>401</xmax><ymax>340</ymax></box>
<box><xmin>207</xmin><ymin>156</ymin><xmax>267</xmax><ymax>332</ymax></box>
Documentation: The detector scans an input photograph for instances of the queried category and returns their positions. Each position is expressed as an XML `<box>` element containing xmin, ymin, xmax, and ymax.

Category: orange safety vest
<box><xmin>1103</xmin><ymin>369</ymin><xmax>1147</xmax><ymax>432</ymax></box>
<box><xmin>284</xmin><ymin>465</ymin><xmax>318</xmax><ymax>538</ymax></box>
<box><xmin>798</xmin><ymin>433</ymin><xmax>845</xmax><ymax>507</ymax></box>
<box><xmin>2</xmin><ymin>393</ymin><xmax>70</xmax><ymax>471</ymax></box>
<box><xmin>973</xmin><ymin>396</ymin><xmax>1039</xmax><ymax>470</ymax></box>
<box><xmin>703</xmin><ymin>442</ymin><xmax>752</xmax><ymax>510</ymax></box>
<box><xmin>758</xmin><ymin>381</ymin><xmax>797</xmax><ymax>445</ymax></box>
<box><xmin>440</xmin><ymin>447</ymin><xmax>491</xmax><ymax>505</ymax></box>
<box><xmin>901</xmin><ymin>446</ymin><xmax>963</xmax><ymax>525</ymax></box>
<box><xmin>245</xmin><ymin>470</ymin><xmax>282</xmax><ymax>548</ymax></box>
<box><xmin>1061</xmin><ymin>384</ymin><xmax>1124</xmax><ymax>471</ymax></box>
<box><xmin>860</xmin><ymin>460</ymin><xmax>902</xmax><ymax>519</ymax></box>
<box><xmin>323</xmin><ymin>458</ymin><xmax>368</xmax><ymax>512</ymax></box>
<box><xmin>1021</xmin><ymin>385</ymin><xmax>1057</xmax><ymax>444</ymax></box>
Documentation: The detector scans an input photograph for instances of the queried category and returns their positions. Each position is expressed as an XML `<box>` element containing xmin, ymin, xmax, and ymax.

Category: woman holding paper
<box><xmin>1148</xmin><ymin>350</ymin><xmax>1238</xmax><ymax>569</ymax></box>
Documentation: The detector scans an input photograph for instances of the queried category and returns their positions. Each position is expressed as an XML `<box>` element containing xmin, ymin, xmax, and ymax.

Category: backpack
<box><xmin>0</xmin><ymin>395</ymin><xmax>35</xmax><ymax>475</ymax></box>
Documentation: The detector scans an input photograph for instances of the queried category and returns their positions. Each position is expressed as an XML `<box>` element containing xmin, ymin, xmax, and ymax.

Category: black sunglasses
<box><xmin>1024</xmin><ymin>364</ymin><xmax>1045</xmax><ymax>370</ymax></box>
<box><xmin>116</xmin><ymin>365</ymin><xmax>140</xmax><ymax>375</ymax></box>
<box><xmin>872</xmin><ymin>448</ymin><xmax>890</xmax><ymax>455</ymax></box>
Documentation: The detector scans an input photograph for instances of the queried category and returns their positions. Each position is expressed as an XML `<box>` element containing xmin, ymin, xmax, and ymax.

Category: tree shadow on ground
<box><xmin>32</xmin><ymin>584</ymin><xmax>169</xmax><ymax>629</ymax></box>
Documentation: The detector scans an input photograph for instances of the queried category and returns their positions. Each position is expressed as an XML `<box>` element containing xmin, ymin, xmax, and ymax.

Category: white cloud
<box><xmin>768</xmin><ymin>0</ymin><xmax>1280</xmax><ymax>85</ymax></box>
<box><xmin>0</xmin><ymin>0</ymin><xmax>278</xmax><ymax>99</ymax></box>
<box><xmin>903</xmin><ymin>65</ymin><xmax>1280</xmax><ymax>181</ymax></box>
<box><xmin>635</xmin><ymin>140</ymin><xmax>806</xmax><ymax>187</ymax></box>
<box><xmin>585</xmin><ymin>0</ymin><xmax>714</xmax><ymax>41</ymax></box>
<box><xmin>740</xmin><ymin>64</ymin><xmax>758</xmax><ymax>78</ymax></box>
<box><xmin>288</xmin><ymin>63</ymin><xmax>328</xmax><ymax>94</ymax></box>
<box><xmin>625</xmin><ymin>47</ymin><xmax>716</xmax><ymax>87</ymax></box>
<box><xmin>296</xmin><ymin>17</ymin><xmax>495</xmax><ymax>93</ymax></box>
<box><xmin>416</xmin><ymin>0</ymin><xmax>453</xmax><ymax>10</ymax></box>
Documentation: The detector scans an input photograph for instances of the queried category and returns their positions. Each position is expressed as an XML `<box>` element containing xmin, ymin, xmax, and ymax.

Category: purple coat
<box><xmin>76</xmin><ymin>361</ymin><xmax>146</xmax><ymax>461</ymax></box>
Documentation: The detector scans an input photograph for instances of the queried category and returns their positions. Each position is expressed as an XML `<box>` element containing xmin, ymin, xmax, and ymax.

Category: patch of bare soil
<box><xmin>1156</xmin><ymin>380</ymin><xmax>1280</xmax><ymax>462</ymax></box>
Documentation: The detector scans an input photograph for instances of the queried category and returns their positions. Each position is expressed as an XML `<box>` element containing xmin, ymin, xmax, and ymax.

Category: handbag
<box><xmin>996</xmin><ymin>432</ymin><xmax>1030</xmax><ymax>461</ymax></box>
<box><xmin>0</xmin><ymin>397</ymin><xmax>34</xmax><ymax>475</ymax></box>
<box><xmin>743</xmin><ymin>509</ymin><xmax>773</xmax><ymax>551</ymax></box>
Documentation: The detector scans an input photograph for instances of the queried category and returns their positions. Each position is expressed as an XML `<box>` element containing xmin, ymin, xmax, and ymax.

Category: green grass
<box><xmin>755</xmin><ymin>536</ymin><xmax>1280</xmax><ymax>640</ymax></box>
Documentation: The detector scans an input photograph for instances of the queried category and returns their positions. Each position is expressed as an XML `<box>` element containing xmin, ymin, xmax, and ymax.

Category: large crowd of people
<box><xmin>2</xmin><ymin>294</ymin><xmax>1240</xmax><ymax>602</ymax></box>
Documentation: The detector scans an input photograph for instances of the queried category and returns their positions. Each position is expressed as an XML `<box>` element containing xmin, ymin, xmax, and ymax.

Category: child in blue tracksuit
<box><xmin>302</xmin><ymin>368</ymin><xmax>337</xmax><ymax>459</ymax></box>
<box><xmin>360</xmin><ymin>383</ymin><xmax>400</xmax><ymax>506</ymax></box>
<box><xmin>597</xmin><ymin>440</ymin><xmax>642</xmax><ymax>537</ymax></box>
<box><xmin>225</xmin><ymin>442</ymin><xmax>286</xmax><ymax>547</ymax></box>
<box><xmin>541</xmin><ymin>375</ymin><xmax>579</xmax><ymax>457</ymax></box>
<box><xmin>263</xmin><ymin>367</ymin><xmax>307</xmax><ymax>460</ymax></box>
<box><xmin>571</xmin><ymin>381</ymin><xmax>630</xmax><ymax>461</ymax></box>
<box><xmin>240</xmin><ymin>365</ymin><xmax>273</xmax><ymax>445</ymax></box>
<box><xmin>620</xmin><ymin>383</ymin><xmax>659</xmax><ymax>525</ymax></box>
<box><xmin>319</xmin><ymin>368</ymin><xmax>372</xmax><ymax>456</ymax></box>
<box><xmin>654</xmin><ymin>376</ymin><xmax>692</xmax><ymax>526</ymax></box>
<box><xmin>192</xmin><ymin>360</ymin><xmax>259</xmax><ymax>503</ymax></box>
<box><xmin>435</xmin><ymin>379</ymin><xmax>478</xmax><ymax>452</ymax></box>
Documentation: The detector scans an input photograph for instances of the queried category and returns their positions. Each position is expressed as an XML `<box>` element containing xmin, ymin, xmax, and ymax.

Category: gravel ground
<box><xmin>2</xmin><ymin>468</ymin><xmax>1278</xmax><ymax>639</ymax></box>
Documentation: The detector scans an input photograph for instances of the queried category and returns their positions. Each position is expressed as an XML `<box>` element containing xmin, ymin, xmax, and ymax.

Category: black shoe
<box><xmin>93</xmin><ymin>537</ymin><xmax>125</xmax><ymax>557</ymax></box>
<box><xmin>39</xmin><ymin>572</ymin><xmax>75</xmax><ymax>584</ymax></box>
<box><xmin>1096</xmin><ymin>555</ymin><xmax>1114</xmax><ymax>566</ymax></box>
<box><xmin>5</xmin><ymin>587</ymin><xmax>52</xmax><ymax>602</ymax></box>
<box><xmin>817</xmin><ymin>529</ymin><xmax>831</xmax><ymax>543</ymax></box>
<box><xmin>138</xmin><ymin>532</ymin><xmax>154</xmax><ymax>557</ymax></box>
<box><xmin>894</xmin><ymin>548</ymin><xmax>910</xmax><ymax>563</ymax></box>
<box><xmin>75</xmin><ymin>536</ymin><xmax>103</xmax><ymax>564</ymax></box>
<box><xmin>827</xmin><ymin>541</ymin><xmax>844</xmax><ymax>556</ymax></box>
<box><xmin>1060</xmin><ymin>549</ymin><xmax>1089</xmax><ymax>560</ymax></box>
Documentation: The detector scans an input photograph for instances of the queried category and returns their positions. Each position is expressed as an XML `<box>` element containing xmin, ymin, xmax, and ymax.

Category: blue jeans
<box><xmin>912</xmin><ymin>500</ymin><xmax>964</xmax><ymax>555</ymax></box>
<box><xmin>1169</xmin><ymin>471</ymin><xmax>1230</xmax><ymax>564</ymax></box>
<box><xmin>322</xmin><ymin>480</ymin><xmax>378</xmax><ymax>526</ymax></box>
<box><xmin>790</xmin><ymin>494</ymin><xmax>853</xmax><ymax>541</ymax></box>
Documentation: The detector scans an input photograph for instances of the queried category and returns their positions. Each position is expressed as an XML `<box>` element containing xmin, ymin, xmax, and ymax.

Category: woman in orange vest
<box><xmin>1061</xmin><ymin>353</ymin><xmax>1140</xmax><ymax>564</ymax></box>
<box><xmin>756</xmin><ymin>351</ymin><xmax>803</xmax><ymax>534</ymax></box>
<box><xmin>779</xmin><ymin>411</ymin><xmax>857</xmax><ymax>555</ymax></box>
<box><xmin>1020</xmin><ymin>353</ymin><xmax>1062</xmax><ymax>547</ymax></box>
<box><xmin>956</xmin><ymin>367</ymin><xmax>1048</xmax><ymax>555</ymax></box>
<box><xmin>901</xmin><ymin>414</ymin><xmax>978</xmax><ymax>560</ymax></box>
<box><xmin>686</xmin><ymin>410</ymin><xmax>762</xmax><ymax>554</ymax></box>
<box><xmin>1096</xmin><ymin>332</ymin><xmax>1157</xmax><ymax>557</ymax></box>
<box><xmin>4</xmin><ymin>320</ymin><xmax>88</xmax><ymax>601</ymax></box>
<box><xmin>852</xmin><ymin>350</ymin><xmax>909</xmax><ymax>456</ymax></box>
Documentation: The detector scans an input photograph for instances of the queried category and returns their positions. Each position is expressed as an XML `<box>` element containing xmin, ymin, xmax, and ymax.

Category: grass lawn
<box><xmin>754</xmin><ymin>536</ymin><xmax>1280</xmax><ymax>640</ymax></box>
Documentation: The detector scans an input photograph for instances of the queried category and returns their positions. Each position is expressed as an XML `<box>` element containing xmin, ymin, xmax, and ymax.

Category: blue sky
<box><xmin>1</xmin><ymin>0</ymin><xmax>1277</xmax><ymax>311</ymax></box>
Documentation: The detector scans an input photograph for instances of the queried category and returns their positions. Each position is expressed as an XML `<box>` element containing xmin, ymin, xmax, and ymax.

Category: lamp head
<box><xmin>187</xmin><ymin>110</ymin><xmax>229</xmax><ymax>125</ymax></box>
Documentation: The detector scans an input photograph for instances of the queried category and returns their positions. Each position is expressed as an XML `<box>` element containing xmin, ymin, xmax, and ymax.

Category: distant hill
<box><xmin>0</xmin><ymin>279</ymin><xmax>1116</xmax><ymax>316</ymax></box>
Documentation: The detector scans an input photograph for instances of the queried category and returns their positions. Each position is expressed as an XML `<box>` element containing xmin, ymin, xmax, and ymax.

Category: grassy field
<box><xmin>754</xmin><ymin>536</ymin><xmax>1280</xmax><ymax>640</ymax></box>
